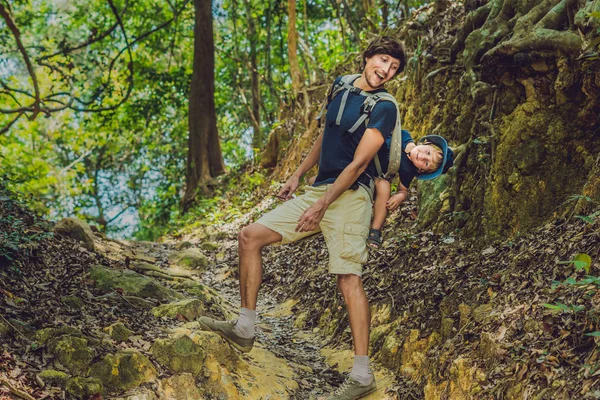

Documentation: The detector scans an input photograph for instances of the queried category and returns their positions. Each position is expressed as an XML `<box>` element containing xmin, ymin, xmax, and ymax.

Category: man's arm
<box><xmin>278</xmin><ymin>132</ymin><xmax>324</xmax><ymax>200</ymax></box>
<box><xmin>295</xmin><ymin>127</ymin><xmax>385</xmax><ymax>232</ymax></box>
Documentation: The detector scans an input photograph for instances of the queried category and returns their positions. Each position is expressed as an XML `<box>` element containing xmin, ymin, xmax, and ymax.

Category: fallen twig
<box><xmin>0</xmin><ymin>376</ymin><xmax>36</xmax><ymax>400</ymax></box>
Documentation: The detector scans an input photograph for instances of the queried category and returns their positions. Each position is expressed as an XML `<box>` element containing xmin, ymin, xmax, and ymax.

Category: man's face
<box><xmin>362</xmin><ymin>54</ymin><xmax>401</xmax><ymax>90</ymax></box>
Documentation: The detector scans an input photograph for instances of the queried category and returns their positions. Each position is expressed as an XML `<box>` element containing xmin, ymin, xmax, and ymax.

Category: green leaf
<box><xmin>564</xmin><ymin>277</ymin><xmax>577</xmax><ymax>285</ymax></box>
<box><xmin>571</xmin><ymin>305</ymin><xmax>585</xmax><ymax>312</ymax></box>
<box><xmin>574</xmin><ymin>253</ymin><xmax>592</xmax><ymax>274</ymax></box>
<box><xmin>543</xmin><ymin>303</ymin><xmax>562</xmax><ymax>311</ymax></box>
<box><xmin>584</xmin><ymin>331</ymin><xmax>600</xmax><ymax>337</ymax></box>
<box><xmin>575</xmin><ymin>215</ymin><xmax>595</xmax><ymax>224</ymax></box>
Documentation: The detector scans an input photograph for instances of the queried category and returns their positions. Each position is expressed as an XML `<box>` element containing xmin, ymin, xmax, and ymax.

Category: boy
<box><xmin>367</xmin><ymin>133</ymin><xmax>454</xmax><ymax>248</ymax></box>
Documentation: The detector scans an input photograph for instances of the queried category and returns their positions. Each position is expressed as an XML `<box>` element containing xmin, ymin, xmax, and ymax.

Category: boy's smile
<box><xmin>409</xmin><ymin>144</ymin><xmax>437</xmax><ymax>173</ymax></box>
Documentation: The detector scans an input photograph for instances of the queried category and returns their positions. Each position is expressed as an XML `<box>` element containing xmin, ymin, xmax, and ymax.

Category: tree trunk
<box><xmin>287</xmin><ymin>0</ymin><xmax>304</xmax><ymax>94</ymax></box>
<box><xmin>244</xmin><ymin>0</ymin><xmax>262</xmax><ymax>151</ymax></box>
<box><xmin>183</xmin><ymin>0</ymin><xmax>225</xmax><ymax>211</ymax></box>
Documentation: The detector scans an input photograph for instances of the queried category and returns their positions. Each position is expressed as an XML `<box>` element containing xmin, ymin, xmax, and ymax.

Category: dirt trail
<box><xmin>190</xmin><ymin>236</ymin><xmax>404</xmax><ymax>399</ymax></box>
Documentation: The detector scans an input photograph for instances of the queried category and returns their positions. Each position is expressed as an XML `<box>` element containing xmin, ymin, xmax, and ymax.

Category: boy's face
<box><xmin>362</xmin><ymin>54</ymin><xmax>401</xmax><ymax>90</ymax></box>
<box><xmin>409</xmin><ymin>144</ymin><xmax>442</xmax><ymax>173</ymax></box>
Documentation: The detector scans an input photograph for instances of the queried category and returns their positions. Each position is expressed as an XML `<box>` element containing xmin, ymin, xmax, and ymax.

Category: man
<box><xmin>199</xmin><ymin>36</ymin><xmax>406</xmax><ymax>399</ymax></box>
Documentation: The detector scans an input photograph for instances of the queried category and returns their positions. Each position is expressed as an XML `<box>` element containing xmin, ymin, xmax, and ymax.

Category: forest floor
<box><xmin>0</xmin><ymin>186</ymin><xmax>409</xmax><ymax>399</ymax></box>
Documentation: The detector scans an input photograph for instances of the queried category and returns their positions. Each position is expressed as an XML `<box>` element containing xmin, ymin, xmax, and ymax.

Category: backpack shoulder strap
<box><xmin>345</xmin><ymin>91</ymin><xmax>403</xmax><ymax>179</ymax></box>
<box><xmin>315</xmin><ymin>74</ymin><xmax>362</xmax><ymax>122</ymax></box>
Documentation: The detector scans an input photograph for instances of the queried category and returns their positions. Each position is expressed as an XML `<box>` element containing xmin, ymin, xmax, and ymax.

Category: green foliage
<box><xmin>542</xmin><ymin>302</ymin><xmax>585</xmax><ymax>313</ymax></box>
<box><xmin>1</xmin><ymin>0</ymin><xmax>431</xmax><ymax>237</ymax></box>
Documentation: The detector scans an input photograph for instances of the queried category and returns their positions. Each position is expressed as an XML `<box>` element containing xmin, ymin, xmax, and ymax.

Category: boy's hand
<box><xmin>386</xmin><ymin>192</ymin><xmax>406</xmax><ymax>211</ymax></box>
<box><xmin>278</xmin><ymin>175</ymin><xmax>300</xmax><ymax>200</ymax></box>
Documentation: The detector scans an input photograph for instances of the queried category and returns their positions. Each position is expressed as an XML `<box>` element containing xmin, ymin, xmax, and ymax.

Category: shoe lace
<box><xmin>333</xmin><ymin>378</ymin><xmax>355</xmax><ymax>395</ymax></box>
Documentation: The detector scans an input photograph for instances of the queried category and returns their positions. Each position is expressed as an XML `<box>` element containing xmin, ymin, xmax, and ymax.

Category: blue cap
<box><xmin>415</xmin><ymin>135</ymin><xmax>454</xmax><ymax>181</ymax></box>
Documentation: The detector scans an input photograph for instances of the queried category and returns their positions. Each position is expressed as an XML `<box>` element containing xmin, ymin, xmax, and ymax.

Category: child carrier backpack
<box><xmin>316</xmin><ymin>74</ymin><xmax>403</xmax><ymax>184</ymax></box>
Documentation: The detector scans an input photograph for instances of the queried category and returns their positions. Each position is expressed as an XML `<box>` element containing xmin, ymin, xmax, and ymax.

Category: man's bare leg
<box><xmin>337</xmin><ymin>274</ymin><xmax>370</xmax><ymax>355</ymax></box>
<box><xmin>238</xmin><ymin>222</ymin><xmax>282</xmax><ymax>309</ymax></box>
<box><xmin>198</xmin><ymin>222</ymin><xmax>281</xmax><ymax>352</ymax></box>
<box><xmin>337</xmin><ymin>274</ymin><xmax>374</xmax><ymax>388</ymax></box>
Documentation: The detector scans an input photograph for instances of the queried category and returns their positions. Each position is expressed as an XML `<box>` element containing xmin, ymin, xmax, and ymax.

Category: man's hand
<box><xmin>278</xmin><ymin>175</ymin><xmax>300</xmax><ymax>200</ymax></box>
<box><xmin>386</xmin><ymin>192</ymin><xmax>406</xmax><ymax>211</ymax></box>
<box><xmin>296</xmin><ymin>199</ymin><xmax>327</xmax><ymax>232</ymax></box>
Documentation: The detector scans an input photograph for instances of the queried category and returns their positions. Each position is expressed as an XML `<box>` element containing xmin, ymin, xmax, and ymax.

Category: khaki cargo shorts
<box><xmin>256</xmin><ymin>184</ymin><xmax>372</xmax><ymax>276</ymax></box>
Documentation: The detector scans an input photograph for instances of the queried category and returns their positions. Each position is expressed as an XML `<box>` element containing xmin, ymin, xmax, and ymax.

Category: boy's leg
<box><xmin>371</xmin><ymin>178</ymin><xmax>391</xmax><ymax>230</ymax></box>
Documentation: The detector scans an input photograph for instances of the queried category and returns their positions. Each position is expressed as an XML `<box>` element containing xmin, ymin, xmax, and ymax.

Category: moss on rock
<box><xmin>152</xmin><ymin>299</ymin><xmax>205</xmax><ymax>321</ymax></box>
<box><xmin>52</xmin><ymin>336</ymin><xmax>95</xmax><ymax>375</ymax></box>
<box><xmin>104</xmin><ymin>322</ymin><xmax>133</xmax><ymax>342</ymax></box>
<box><xmin>151</xmin><ymin>335</ymin><xmax>206</xmax><ymax>376</ymax></box>
<box><xmin>38</xmin><ymin>369</ymin><xmax>70</xmax><ymax>386</ymax></box>
<box><xmin>90</xmin><ymin>265</ymin><xmax>183</xmax><ymax>303</ymax></box>
<box><xmin>62</xmin><ymin>296</ymin><xmax>85</xmax><ymax>309</ymax></box>
<box><xmin>89</xmin><ymin>349</ymin><xmax>157</xmax><ymax>392</ymax></box>
<box><xmin>66</xmin><ymin>377</ymin><xmax>104</xmax><ymax>398</ymax></box>
<box><xmin>168</xmin><ymin>248</ymin><xmax>209</xmax><ymax>271</ymax></box>
<box><xmin>200</xmin><ymin>241</ymin><xmax>219</xmax><ymax>251</ymax></box>
<box><xmin>54</xmin><ymin>217</ymin><xmax>96</xmax><ymax>251</ymax></box>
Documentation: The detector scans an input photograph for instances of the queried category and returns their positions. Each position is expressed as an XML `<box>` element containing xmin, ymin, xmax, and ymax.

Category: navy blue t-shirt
<box><xmin>376</xmin><ymin>129</ymin><xmax>417</xmax><ymax>188</ymax></box>
<box><xmin>313</xmin><ymin>76</ymin><xmax>397</xmax><ymax>187</ymax></box>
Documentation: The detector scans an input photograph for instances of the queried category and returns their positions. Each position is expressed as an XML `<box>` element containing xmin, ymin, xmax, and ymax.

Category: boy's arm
<box><xmin>387</xmin><ymin>181</ymin><xmax>408</xmax><ymax>211</ymax></box>
<box><xmin>295</xmin><ymin>127</ymin><xmax>384</xmax><ymax>232</ymax></box>
<box><xmin>278</xmin><ymin>132</ymin><xmax>324</xmax><ymax>200</ymax></box>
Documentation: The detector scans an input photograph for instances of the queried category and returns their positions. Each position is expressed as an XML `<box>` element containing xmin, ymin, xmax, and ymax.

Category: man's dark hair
<box><xmin>362</xmin><ymin>36</ymin><xmax>406</xmax><ymax>74</ymax></box>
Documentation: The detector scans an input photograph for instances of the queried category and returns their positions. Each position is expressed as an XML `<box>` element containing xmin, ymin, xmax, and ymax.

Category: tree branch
<box><xmin>0</xmin><ymin>3</ymin><xmax>41</xmax><ymax>118</ymax></box>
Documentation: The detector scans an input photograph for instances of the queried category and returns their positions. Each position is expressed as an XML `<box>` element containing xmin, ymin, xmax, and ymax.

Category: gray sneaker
<box><xmin>197</xmin><ymin>316</ymin><xmax>255</xmax><ymax>353</ymax></box>
<box><xmin>325</xmin><ymin>376</ymin><xmax>377</xmax><ymax>400</ymax></box>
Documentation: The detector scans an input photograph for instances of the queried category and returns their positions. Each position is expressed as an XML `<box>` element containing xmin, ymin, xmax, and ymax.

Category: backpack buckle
<box><xmin>362</xmin><ymin>95</ymin><xmax>380</xmax><ymax>115</ymax></box>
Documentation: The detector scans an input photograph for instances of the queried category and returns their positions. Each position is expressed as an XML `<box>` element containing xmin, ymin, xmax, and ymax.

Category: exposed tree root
<box><xmin>0</xmin><ymin>376</ymin><xmax>35</xmax><ymax>400</ymax></box>
<box><xmin>483</xmin><ymin>28</ymin><xmax>582</xmax><ymax>59</ymax></box>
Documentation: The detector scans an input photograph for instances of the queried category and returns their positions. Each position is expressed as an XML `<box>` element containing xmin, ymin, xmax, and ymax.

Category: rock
<box><xmin>54</xmin><ymin>217</ymin><xmax>96</xmax><ymax>251</ymax></box>
<box><xmin>89</xmin><ymin>349</ymin><xmax>157</xmax><ymax>392</ymax></box>
<box><xmin>189</xmin><ymin>330</ymin><xmax>238</xmax><ymax>371</ymax></box>
<box><xmin>62</xmin><ymin>296</ymin><xmax>85</xmax><ymax>309</ymax></box>
<box><xmin>115</xmin><ymin>389</ymin><xmax>158</xmax><ymax>400</ymax></box>
<box><xmin>169</xmin><ymin>248</ymin><xmax>209</xmax><ymax>271</ymax></box>
<box><xmin>90</xmin><ymin>265</ymin><xmax>183</xmax><ymax>303</ymax></box>
<box><xmin>38</xmin><ymin>369</ymin><xmax>70</xmax><ymax>386</ymax></box>
<box><xmin>151</xmin><ymin>335</ymin><xmax>206</xmax><ymax>376</ymax></box>
<box><xmin>379</xmin><ymin>332</ymin><xmax>402</xmax><ymax>369</ymax></box>
<box><xmin>472</xmin><ymin>304</ymin><xmax>494</xmax><ymax>323</ymax></box>
<box><xmin>104</xmin><ymin>322</ymin><xmax>133</xmax><ymax>342</ymax></box>
<box><xmin>52</xmin><ymin>336</ymin><xmax>95</xmax><ymax>375</ymax></box>
<box><xmin>66</xmin><ymin>377</ymin><xmax>104</xmax><ymax>398</ymax></box>
<box><xmin>174</xmin><ymin>241</ymin><xmax>194</xmax><ymax>251</ymax></box>
<box><xmin>35</xmin><ymin>326</ymin><xmax>79</xmax><ymax>346</ymax></box>
<box><xmin>152</xmin><ymin>299</ymin><xmax>205</xmax><ymax>321</ymax></box>
<box><xmin>200</xmin><ymin>241</ymin><xmax>219</xmax><ymax>251</ymax></box>
<box><xmin>158</xmin><ymin>373</ymin><xmax>202</xmax><ymax>400</ymax></box>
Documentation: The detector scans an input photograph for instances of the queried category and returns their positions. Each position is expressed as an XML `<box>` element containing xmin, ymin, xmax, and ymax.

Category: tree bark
<box><xmin>183</xmin><ymin>0</ymin><xmax>225</xmax><ymax>211</ymax></box>
<box><xmin>244</xmin><ymin>0</ymin><xmax>262</xmax><ymax>151</ymax></box>
<box><xmin>287</xmin><ymin>0</ymin><xmax>304</xmax><ymax>94</ymax></box>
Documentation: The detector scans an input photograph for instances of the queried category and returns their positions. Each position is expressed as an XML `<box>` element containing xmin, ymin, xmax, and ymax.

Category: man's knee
<box><xmin>239</xmin><ymin>223</ymin><xmax>281</xmax><ymax>251</ymax></box>
<box><xmin>337</xmin><ymin>274</ymin><xmax>364</xmax><ymax>299</ymax></box>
